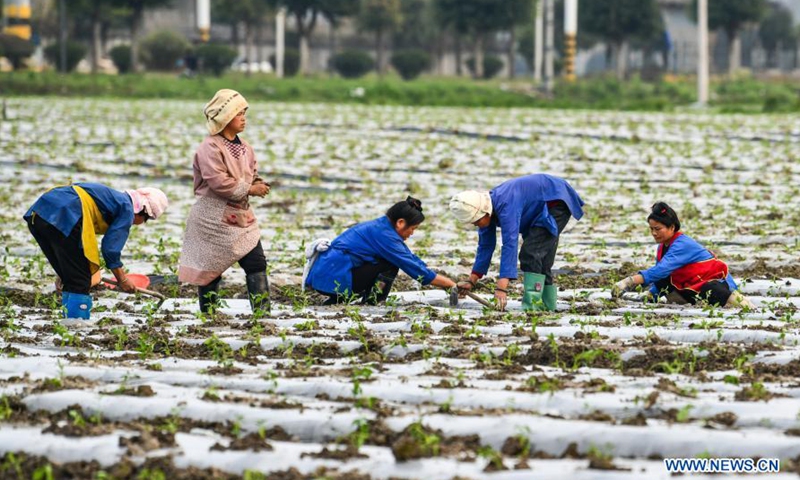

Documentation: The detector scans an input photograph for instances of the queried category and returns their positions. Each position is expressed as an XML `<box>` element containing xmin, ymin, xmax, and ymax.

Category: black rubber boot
<box><xmin>246</xmin><ymin>272</ymin><xmax>270</xmax><ymax>315</ymax></box>
<box><xmin>363</xmin><ymin>272</ymin><xmax>396</xmax><ymax>305</ymax></box>
<box><xmin>198</xmin><ymin>277</ymin><xmax>221</xmax><ymax>315</ymax></box>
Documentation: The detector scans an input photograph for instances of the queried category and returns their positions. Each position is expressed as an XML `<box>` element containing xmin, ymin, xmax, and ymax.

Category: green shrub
<box><xmin>109</xmin><ymin>45</ymin><xmax>132</xmax><ymax>74</ymax></box>
<box><xmin>332</xmin><ymin>50</ymin><xmax>374</xmax><ymax>79</ymax></box>
<box><xmin>763</xmin><ymin>91</ymin><xmax>799</xmax><ymax>113</ymax></box>
<box><xmin>196</xmin><ymin>43</ymin><xmax>237</xmax><ymax>76</ymax></box>
<box><xmin>43</xmin><ymin>41</ymin><xmax>87</xmax><ymax>72</ymax></box>
<box><xmin>139</xmin><ymin>30</ymin><xmax>189</xmax><ymax>71</ymax></box>
<box><xmin>390</xmin><ymin>49</ymin><xmax>430</xmax><ymax>81</ymax></box>
<box><xmin>269</xmin><ymin>48</ymin><xmax>300</xmax><ymax>77</ymax></box>
<box><xmin>466</xmin><ymin>55</ymin><xmax>504</xmax><ymax>79</ymax></box>
<box><xmin>0</xmin><ymin>34</ymin><xmax>35</xmax><ymax>69</ymax></box>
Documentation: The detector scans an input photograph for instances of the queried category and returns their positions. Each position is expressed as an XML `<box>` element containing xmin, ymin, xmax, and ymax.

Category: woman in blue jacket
<box><xmin>450</xmin><ymin>174</ymin><xmax>584</xmax><ymax>312</ymax></box>
<box><xmin>24</xmin><ymin>183</ymin><xmax>169</xmax><ymax>319</ymax></box>
<box><xmin>612</xmin><ymin>202</ymin><xmax>753</xmax><ymax>308</ymax></box>
<box><xmin>305</xmin><ymin>197</ymin><xmax>457</xmax><ymax>304</ymax></box>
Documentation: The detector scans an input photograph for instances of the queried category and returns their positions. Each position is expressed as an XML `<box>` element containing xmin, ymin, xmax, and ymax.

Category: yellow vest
<box><xmin>72</xmin><ymin>185</ymin><xmax>109</xmax><ymax>274</ymax></box>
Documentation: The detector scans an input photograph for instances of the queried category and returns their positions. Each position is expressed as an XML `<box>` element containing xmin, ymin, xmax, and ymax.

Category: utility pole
<box><xmin>533</xmin><ymin>0</ymin><xmax>543</xmax><ymax>83</ymax></box>
<box><xmin>196</xmin><ymin>0</ymin><xmax>210</xmax><ymax>42</ymax></box>
<box><xmin>3</xmin><ymin>0</ymin><xmax>32</xmax><ymax>40</ymax></box>
<box><xmin>275</xmin><ymin>7</ymin><xmax>286</xmax><ymax>78</ymax></box>
<box><xmin>543</xmin><ymin>0</ymin><xmax>554</xmax><ymax>92</ymax></box>
<box><xmin>563</xmin><ymin>0</ymin><xmax>577</xmax><ymax>82</ymax></box>
<box><xmin>59</xmin><ymin>0</ymin><xmax>66</xmax><ymax>73</ymax></box>
<box><xmin>697</xmin><ymin>0</ymin><xmax>709</xmax><ymax>105</ymax></box>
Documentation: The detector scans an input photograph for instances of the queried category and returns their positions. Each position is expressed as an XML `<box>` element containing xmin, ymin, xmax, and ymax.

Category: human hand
<box><xmin>118</xmin><ymin>276</ymin><xmax>137</xmax><ymax>293</ymax></box>
<box><xmin>457</xmin><ymin>281</ymin><xmax>474</xmax><ymax>298</ymax></box>
<box><xmin>494</xmin><ymin>288</ymin><xmax>507</xmax><ymax>311</ymax></box>
<box><xmin>249</xmin><ymin>182</ymin><xmax>269</xmax><ymax>197</ymax></box>
<box><xmin>611</xmin><ymin>276</ymin><xmax>636</xmax><ymax>298</ymax></box>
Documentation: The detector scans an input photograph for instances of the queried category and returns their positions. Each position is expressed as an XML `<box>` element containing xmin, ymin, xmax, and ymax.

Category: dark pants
<box><xmin>323</xmin><ymin>258</ymin><xmax>399</xmax><ymax>305</ymax></box>
<box><xmin>27</xmin><ymin>216</ymin><xmax>91</xmax><ymax>295</ymax></box>
<box><xmin>205</xmin><ymin>241</ymin><xmax>267</xmax><ymax>287</ymax></box>
<box><xmin>654</xmin><ymin>278</ymin><xmax>732</xmax><ymax>307</ymax></box>
<box><xmin>518</xmin><ymin>201</ymin><xmax>572</xmax><ymax>285</ymax></box>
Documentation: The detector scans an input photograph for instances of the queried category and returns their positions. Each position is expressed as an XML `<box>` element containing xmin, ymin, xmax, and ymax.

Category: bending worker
<box><xmin>450</xmin><ymin>174</ymin><xmax>584</xmax><ymax>312</ymax></box>
<box><xmin>178</xmin><ymin>89</ymin><xmax>271</xmax><ymax>316</ymax></box>
<box><xmin>304</xmin><ymin>197</ymin><xmax>457</xmax><ymax>304</ymax></box>
<box><xmin>612</xmin><ymin>202</ymin><xmax>753</xmax><ymax>308</ymax></box>
<box><xmin>24</xmin><ymin>184</ymin><xmax>168</xmax><ymax>319</ymax></box>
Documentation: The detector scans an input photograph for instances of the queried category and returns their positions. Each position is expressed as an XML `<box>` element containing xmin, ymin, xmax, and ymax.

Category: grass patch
<box><xmin>2</xmin><ymin>71</ymin><xmax>798</xmax><ymax>112</ymax></box>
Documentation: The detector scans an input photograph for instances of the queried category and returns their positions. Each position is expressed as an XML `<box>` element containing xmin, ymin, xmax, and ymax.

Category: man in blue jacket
<box><xmin>24</xmin><ymin>183</ymin><xmax>168</xmax><ymax>319</ymax></box>
<box><xmin>450</xmin><ymin>174</ymin><xmax>584</xmax><ymax>312</ymax></box>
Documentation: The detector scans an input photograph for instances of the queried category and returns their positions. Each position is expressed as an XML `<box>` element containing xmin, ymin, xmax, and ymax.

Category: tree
<box><xmin>497</xmin><ymin>0</ymin><xmax>532</xmax><ymax>77</ymax></box>
<box><xmin>690</xmin><ymin>0</ymin><xmax>766</xmax><ymax>74</ymax></box>
<box><xmin>358</xmin><ymin>0</ymin><xmax>403</xmax><ymax>75</ymax></box>
<box><xmin>578</xmin><ymin>0</ymin><xmax>663</xmax><ymax>79</ymax></box>
<box><xmin>434</xmin><ymin>0</ymin><xmax>470</xmax><ymax>76</ymax></box>
<box><xmin>434</xmin><ymin>0</ymin><xmax>508</xmax><ymax>79</ymax></box>
<box><xmin>114</xmin><ymin>0</ymin><xmax>174</xmax><ymax>72</ymax></box>
<box><xmin>272</xmin><ymin>0</ymin><xmax>359</xmax><ymax>75</ymax></box>
<box><xmin>72</xmin><ymin>0</ymin><xmax>117</xmax><ymax>73</ymax></box>
<box><xmin>758</xmin><ymin>5</ymin><xmax>796</xmax><ymax>68</ymax></box>
<box><xmin>320</xmin><ymin>0</ymin><xmax>359</xmax><ymax>74</ymax></box>
<box><xmin>212</xmin><ymin>0</ymin><xmax>272</xmax><ymax>67</ymax></box>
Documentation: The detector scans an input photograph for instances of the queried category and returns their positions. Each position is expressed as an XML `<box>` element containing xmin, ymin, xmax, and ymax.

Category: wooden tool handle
<box><xmin>465</xmin><ymin>291</ymin><xmax>496</xmax><ymax>310</ymax></box>
<box><xmin>101</xmin><ymin>277</ymin><xmax>165</xmax><ymax>301</ymax></box>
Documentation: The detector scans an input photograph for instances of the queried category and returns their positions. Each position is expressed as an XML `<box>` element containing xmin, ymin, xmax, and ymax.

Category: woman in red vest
<box><xmin>612</xmin><ymin>202</ymin><xmax>753</xmax><ymax>308</ymax></box>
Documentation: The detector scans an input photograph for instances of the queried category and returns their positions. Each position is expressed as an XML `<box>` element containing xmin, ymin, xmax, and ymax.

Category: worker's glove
<box><xmin>456</xmin><ymin>280</ymin><xmax>475</xmax><ymax>298</ymax></box>
<box><xmin>611</xmin><ymin>276</ymin><xmax>636</xmax><ymax>298</ymax></box>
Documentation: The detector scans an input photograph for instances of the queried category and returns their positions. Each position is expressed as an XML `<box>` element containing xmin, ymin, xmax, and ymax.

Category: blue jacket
<box><xmin>639</xmin><ymin>233</ymin><xmax>737</xmax><ymax>297</ymax></box>
<box><xmin>474</xmin><ymin>174</ymin><xmax>584</xmax><ymax>279</ymax></box>
<box><xmin>24</xmin><ymin>183</ymin><xmax>134</xmax><ymax>269</ymax></box>
<box><xmin>306</xmin><ymin>216</ymin><xmax>437</xmax><ymax>295</ymax></box>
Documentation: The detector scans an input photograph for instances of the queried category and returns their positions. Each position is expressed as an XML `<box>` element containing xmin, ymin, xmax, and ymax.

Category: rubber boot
<box><xmin>246</xmin><ymin>272</ymin><xmax>270</xmax><ymax>315</ymax></box>
<box><xmin>364</xmin><ymin>272</ymin><xmax>396</xmax><ymax>305</ymax></box>
<box><xmin>522</xmin><ymin>272</ymin><xmax>546</xmax><ymax>311</ymax></box>
<box><xmin>198</xmin><ymin>277</ymin><xmax>221</xmax><ymax>315</ymax></box>
<box><xmin>62</xmin><ymin>292</ymin><xmax>92</xmax><ymax>319</ymax></box>
<box><xmin>542</xmin><ymin>284</ymin><xmax>558</xmax><ymax>312</ymax></box>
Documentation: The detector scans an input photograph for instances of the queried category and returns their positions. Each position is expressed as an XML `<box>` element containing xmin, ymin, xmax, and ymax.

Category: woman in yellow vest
<box><xmin>24</xmin><ymin>183</ymin><xmax>168</xmax><ymax>319</ymax></box>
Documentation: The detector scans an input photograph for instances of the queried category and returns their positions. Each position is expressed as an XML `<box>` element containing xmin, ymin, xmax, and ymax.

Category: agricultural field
<box><xmin>1</xmin><ymin>98</ymin><xmax>800</xmax><ymax>479</ymax></box>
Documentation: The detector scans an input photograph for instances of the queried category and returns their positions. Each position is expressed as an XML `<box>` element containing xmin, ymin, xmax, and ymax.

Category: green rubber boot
<box><xmin>522</xmin><ymin>272</ymin><xmax>546</xmax><ymax>311</ymax></box>
<box><xmin>542</xmin><ymin>284</ymin><xmax>558</xmax><ymax>312</ymax></box>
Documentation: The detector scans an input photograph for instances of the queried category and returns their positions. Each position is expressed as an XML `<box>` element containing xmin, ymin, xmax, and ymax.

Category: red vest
<box><xmin>658</xmin><ymin>232</ymin><xmax>728</xmax><ymax>292</ymax></box>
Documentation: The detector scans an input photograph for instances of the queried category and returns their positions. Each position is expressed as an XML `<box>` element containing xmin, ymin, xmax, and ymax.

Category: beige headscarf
<box><xmin>203</xmin><ymin>89</ymin><xmax>248</xmax><ymax>135</ymax></box>
<box><xmin>449</xmin><ymin>190</ymin><xmax>493</xmax><ymax>224</ymax></box>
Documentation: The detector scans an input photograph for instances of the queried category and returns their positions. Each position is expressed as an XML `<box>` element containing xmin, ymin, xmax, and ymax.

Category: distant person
<box><xmin>24</xmin><ymin>184</ymin><xmax>168</xmax><ymax>319</ymax></box>
<box><xmin>183</xmin><ymin>47</ymin><xmax>198</xmax><ymax>77</ymax></box>
<box><xmin>612</xmin><ymin>202</ymin><xmax>754</xmax><ymax>308</ymax></box>
<box><xmin>450</xmin><ymin>174</ymin><xmax>584</xmax><ymax>312</ymax></box>
<box><xmin>178</xmin><ymin>89</ymin><xmax>271</xmax><ymax>316</ymax></box>
<box><xmin>304</xmin><ymin>197</ymin><xmax>457</xmax><ymax>305</ymax></box>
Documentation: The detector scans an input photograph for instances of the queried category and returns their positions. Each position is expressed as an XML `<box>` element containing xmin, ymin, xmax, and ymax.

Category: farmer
<box><xmin>178</xmin><ymin>89</ymin><xmax>271</xmax><ymax>315</ymax></box>
<box><xmin>612</xmin><ymin>202</ymin><xmax>754</xmax><ymax>308</ymax></box>
<box><xmin>449</xmin><ymin>174</ymin><xmax>584</xmax><ymax>312</ymax></box>
<box><xmin>304</xmin><ymin>197</ymin><xmax>457</xmax><ymax>304</ymax></box>
<box><xmin>24</xmin><ymin>184</ymin><xmax>168</xmax><ymax>319</ymax></box>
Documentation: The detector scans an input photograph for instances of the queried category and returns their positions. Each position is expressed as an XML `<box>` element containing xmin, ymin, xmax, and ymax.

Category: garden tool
<box><xmin>102</xmin><ymin>277</ymin><xmax>166</xmax><ymax>311</ymax></box>
<box><xmin>449</xmin><ymin>284</ymin><xmax>497</xmax><ymax>310</ymax></box>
